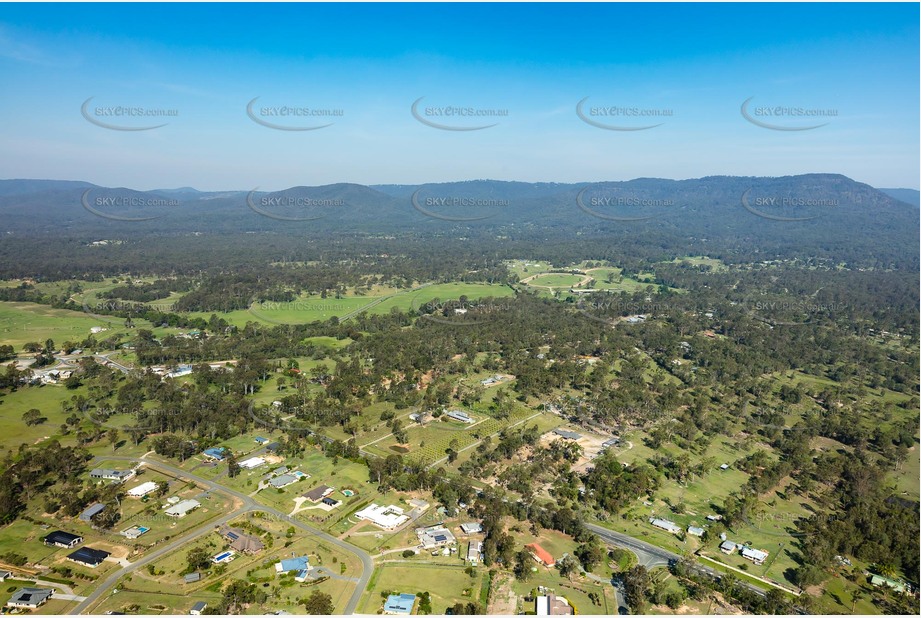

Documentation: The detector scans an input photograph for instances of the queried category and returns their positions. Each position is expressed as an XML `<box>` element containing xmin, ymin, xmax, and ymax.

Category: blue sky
<box><xmin>0</xmin><ymin>2</ymin><xmax>917</xmax><ymax>190</ymax></box>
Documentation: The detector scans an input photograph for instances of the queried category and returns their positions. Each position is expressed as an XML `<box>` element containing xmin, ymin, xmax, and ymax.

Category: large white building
<box><xmin>127</xmin><ymin>481</ymin><xmax>159</xmax><ymax>498</ymax></box>
<box><xmin>355</xmin><ymin>504</ymin><xmax>410</xmax><ymax>530</ymax></box>
<box><xmin>239</xmin><ymin>456</ymin><xmax>266</xmax><ymax>470</ymax></box>
<box><xmin>165</xmin><ymin>499</ymin><xmax>201</xmax><ymax>518</ymax></box>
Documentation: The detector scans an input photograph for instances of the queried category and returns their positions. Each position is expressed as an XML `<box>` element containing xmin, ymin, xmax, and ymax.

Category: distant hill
<box><xmin>879</xmin><ymin>188</ymin><xmax>920</xmax><ymax>207</ymax></box>
<box><xmin>0</xmin><ymin>174</ymin><xmax>916</xmax><ymax>270</ymax></box>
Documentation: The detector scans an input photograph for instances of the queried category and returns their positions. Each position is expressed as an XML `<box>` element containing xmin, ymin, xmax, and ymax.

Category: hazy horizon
<box><xmin>0</xmin><ymin>3</ymin><xmax>918</xmax><ymax>191</ymax></box>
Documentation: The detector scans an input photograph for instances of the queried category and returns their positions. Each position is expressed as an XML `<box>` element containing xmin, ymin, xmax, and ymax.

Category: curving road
<box><xmin>70</xmin><ymin>456</ymin><xmax>373</xmax><ymax>615</ymax></box>
<box><xmin>586</xmin><ymin>522</ymin><xmax>769</xmax><ymax>599</ymax></box>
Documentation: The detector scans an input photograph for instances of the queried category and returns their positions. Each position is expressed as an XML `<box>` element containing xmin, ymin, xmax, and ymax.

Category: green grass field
<box><xmin>184</xmin><ymin>282</ymin><xmax>515</xmax><ymax>327</ymax></box>
<box><xmin>359</xmin><ymin>562</ymin><xmax>486</xmax><ymax>614</ymax></box>
<box><xmin>524</xmin><ymin>273</ymin><xmax>586</xmax><ymax>288</ymax></box>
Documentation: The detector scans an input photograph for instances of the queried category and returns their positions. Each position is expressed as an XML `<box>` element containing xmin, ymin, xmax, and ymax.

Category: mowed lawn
<box><xmin>185</xmin><ymin>282</ymin><xmax>514</xmax><ymax>327</ymax></box>
<box><xmin>0</xmin><ymin>383</ymin><xmax>84</xmax><ymax>447</ymax></box>
<box><xmin>359</xmin><ymin>563</ymin><xmax>485</xmax><ymax>614</ymax></box>
<box><xmin>0</xmin><ymin>301</ymin><xmax>130</xmax><ymax>349</ymax></box>
<box><xmin>525</xmin><ymin>273</ymin><xmax>586</xmax><ymax>288</ymax></box>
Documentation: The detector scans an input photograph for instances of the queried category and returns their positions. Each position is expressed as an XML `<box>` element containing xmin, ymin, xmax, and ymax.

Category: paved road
<box><xmin>586</xmin><ymin>523</ymin><xmax>674</xmax><ymax>569</ymax></box>
<box><xmin>586</xmin><ymin>522</ymin><xmax>768</xmax><ymax>600</ymax></box>
<box><xmin>93</xmin><ymin>352</ymin><xmax>133</xmax><ymax>375</ymax></box>
<box><xmin>70</xmin><ymin>456</ymin><xmax>373</xmax><ymax>615</ymax></box>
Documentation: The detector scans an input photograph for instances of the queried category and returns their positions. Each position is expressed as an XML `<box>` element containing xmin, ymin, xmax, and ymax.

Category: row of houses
<box><xmin>42</xmin><ymin>531</ymin><xmax>112</xmax><ymax>567</ymax></box>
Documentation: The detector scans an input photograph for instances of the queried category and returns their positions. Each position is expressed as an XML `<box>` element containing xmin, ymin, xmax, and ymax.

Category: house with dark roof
<box><xmin>321</xmin><ymin>496</ymin><xmax>339</xmax><ymax>507</ymax></box>
<box><xmin>552</xmin><ymin>428</ymin><xmax>582</xmax><ymax>440</ymax></box>
<box><xmin>68</xmin><ymin>547</ymin><xmax>111</xmax><ymax>568</ymax></box>
<box><xmin>43</xmin><ymin>530</ymin><xmax>83</xmax><ymax>548</ymax></box>
<box><xmin>220</xmin><ymin>525</ymin><xmax>265</xmax><ymax>554</ymax></box>
<box><xmin>80</xmin><ymin>502</ymin><xmax>106</xmax><ymax>522</ymax></box>
<box><xmin>7</xmin><ymin>588</ymin><xmax>54</xmax><ymax>609</ymax></box>
<box><xmin>304</xmin><ymin>485</ymin><xmax>334</xmax><ymax>502</ymax></box>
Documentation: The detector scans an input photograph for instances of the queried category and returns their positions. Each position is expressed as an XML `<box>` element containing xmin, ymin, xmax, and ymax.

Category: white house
<box><xmin>649</xmin><ymin>518</ymin><xmax>682</xmax><ymax>534</ymax></box>
<box><xmin>741</xmin><ymin>547</ymin><xmax>768</xmax><ymax>565</ymax></box>
<box><xmin>355</xmin><ymin>504</ymin><xmax>410</xmax><ymax>530</ymax></box>
<box><xmin>239</xmin><ymin>456</ymin><xmax>266</xmax><ymax>470</ymax></box>
<box><xmin>127</xmin><ymin>481</ymin><xmax>159</xmax><ymax>498</ymax></box>
<box><xmin>165</xmin><ymin>499</ymin><xmax>201</xmax><ymax>518</ymax></box>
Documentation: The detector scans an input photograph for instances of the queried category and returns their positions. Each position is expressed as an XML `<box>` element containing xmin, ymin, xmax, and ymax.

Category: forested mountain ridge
<box><xmin>0</xmin><ymin>174</ymin><xmax>916</xmax><ymax>278</ymax></box>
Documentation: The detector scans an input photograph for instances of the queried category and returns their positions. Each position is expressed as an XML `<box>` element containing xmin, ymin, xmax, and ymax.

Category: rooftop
<box><xmin>269</xmin><ymin>473</ymin><xmax>298</xmax><ymax>488</ymax></box>
<box><xmin>276</xmin><ymin>556</ymin><xmax>310</xmax><ymax>573</ymax></box>
<box><xmin>68</xmin><ymin>547</ymin><xmax>111</xmax><ymax>567</ymax></box>
<box><xmin>526</xmin><ymin>543</ymin><xmax>556</xmax><ymax>566</ymax></box>
<box><xmin>355</xmin><ymin>503</ymin><xmax>410</xmax><ymax>529</ymax></box>
<box><xmin>80</xmin><ymin>502</ymin><xmax>106</xmax><ymax>521</ymax></box>
<box><xmin>304</xmin><ymin>485</ymin><xmax>333</xmax><ymax>502</ymax></box>
<box><xmin>384</xmin><ymin>593</ymin><xmax>416</xmax><ymax>614</ymax></box>
<box><xmin>552</xmin><ymin>428</ymin><xmax>582</xmax><ymax>440</ymax></box>
<box><xmin>7</xmin><ymin>588</ymin><xmax>53</xmax><ymax>607</ymax></box>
